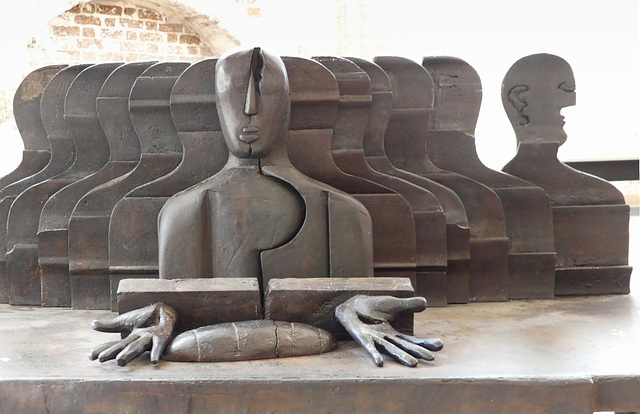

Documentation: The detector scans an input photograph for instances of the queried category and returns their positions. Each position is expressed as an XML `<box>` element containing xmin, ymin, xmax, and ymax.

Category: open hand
<box><xmin>335</xmin><ymin>295</ymin><xmax>443</xmax><ymax>367</ymax></box>
<box><xmin>89</xmin><ymin>303</ymin><xmax>177</xmax><ymax>366</ymax></box>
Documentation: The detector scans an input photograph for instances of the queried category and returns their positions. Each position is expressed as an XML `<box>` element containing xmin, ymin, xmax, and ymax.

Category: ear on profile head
<box><xmin>507</xmin><ymin>84</ymin><xmax>530</xmax><ymax>126</ymax></box>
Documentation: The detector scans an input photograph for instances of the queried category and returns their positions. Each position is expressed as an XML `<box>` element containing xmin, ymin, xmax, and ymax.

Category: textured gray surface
<box><xmin>0</xmin><ymin>216</ymin><xmax>635</xmax><ymax>413</ymax></box>
<box><xmin>0</xmin><ymin>291</ymin><xmax>637</xmax><ymax>412</ymax></box>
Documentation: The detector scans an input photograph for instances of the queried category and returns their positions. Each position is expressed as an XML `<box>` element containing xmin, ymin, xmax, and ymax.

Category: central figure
<box><xmin>158</xmin><ymin>47</ymin><xmax>374</xmax><ymax>290</ymax></box>
<box><xmin>90</xmin><ymin>48</ymin><xmax>442</xmax><ymax>368</ymax></box>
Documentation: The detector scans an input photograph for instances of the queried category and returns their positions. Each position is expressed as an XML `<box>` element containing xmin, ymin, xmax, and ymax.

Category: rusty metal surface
<box><xmin>374</xmin><ymin>56</ymin><xmax>510</xmax><ymax>302</ymax></box>
<box><xmin>501</xmin><ymin>54</ymin><xmax>632</xmax><ymax>295</ymax></box>
<box><xmin>313</xmin><ymin>56</ymin><xmax>448</xmax><ymax>306</ymax></box>
<box><xmin>158</xmin><ymin>50</ymin><xmax>373</xmax><ymax>297</ymax></box>
<box><xmin>284</xmin><ymin>56</ymin><xmax>417</xmax><ymax>285</ymax></box>
<box><xmin>3</xmin><ymin>64</ymin><xmax>92</xmax><ymax>305</ymax></box>
<box><xmin>36</xmin><ymin>62</ymin><xmax>125</xmax><ymax>308</ymax></box>
<box><xmin>66</xmin><ymin>62</ymin><xmax>156</xmax><ymax>310</ymax></box>
<box><xmin>348</xmin><ymin>57</ymin><xmax>472</xmax><ymax>304</ymax></box>
<box><xmin>422</xmin><ymin>56</ymin><xmax>557</xmax><ymax>299</ymax></box>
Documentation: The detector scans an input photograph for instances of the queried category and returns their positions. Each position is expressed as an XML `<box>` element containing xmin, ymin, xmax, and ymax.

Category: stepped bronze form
<box><xmin>0</xmin><ymin>48</ymin><xmax>632</xmax><ymax>367</ymax></box>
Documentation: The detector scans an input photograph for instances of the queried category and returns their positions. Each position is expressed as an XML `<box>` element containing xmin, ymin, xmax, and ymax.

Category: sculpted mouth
<box><xmin>239</xmin><ymin>126</ymin><xmax>259</xmax><ymax>143</ymax></box>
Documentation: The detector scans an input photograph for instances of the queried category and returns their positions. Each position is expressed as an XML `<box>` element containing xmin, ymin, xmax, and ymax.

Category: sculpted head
<box><xmin>422</xmin><ymin>57</ymin><xmax>482</xmax><ymax>135</ymax></box>
<box><xmin>215</xmin><ymin>47</ymin><xmax>291</xmax><ymax>159</ymax></box>
<box><xmin>502</xmin><ymin>53</ymin><xmax>576</xmax><ymax>145</ymax></box>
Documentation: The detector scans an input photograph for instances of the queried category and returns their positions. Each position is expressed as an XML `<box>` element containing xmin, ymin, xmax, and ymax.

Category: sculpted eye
<box><xmin>558</xmin><ymin>81</ymin><xmax>575</xmax><ymax>92</ymax></box>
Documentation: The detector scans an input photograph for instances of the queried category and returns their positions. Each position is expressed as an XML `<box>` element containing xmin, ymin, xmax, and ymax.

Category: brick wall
<box><xmin>44</xmin><ymin>1</ymin><xmax>214</xmax><ymax>64</ymax></box>
<box><xmin>235</xmin><ymin>0</ymin><xmax>262</xmax><ymax>18</ymax></box>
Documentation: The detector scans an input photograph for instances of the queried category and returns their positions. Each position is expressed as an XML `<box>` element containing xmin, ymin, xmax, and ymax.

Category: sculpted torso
<box><xmin>91</xmin><ymin>49</ymin><xmax>442</xmax><ymax>368</ymax></box>
<box><xmin>201</xmin><ymin>166</ymin><xmax>303</xmax><ymax>278</ymax></box>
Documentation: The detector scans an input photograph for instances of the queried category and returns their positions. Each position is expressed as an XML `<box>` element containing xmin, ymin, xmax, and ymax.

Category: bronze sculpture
<box><xmin>501</xmin><ymin>53</ymin><xmax>632</xmax><ymax>295</ymax></box>
<box><xmin>284</xmin><ymin>56</ymin><xmax>418</xmax><ymax>287</ymax></box>
<box><xmin>374</xmin><ymin>56</ymin><xmax>511</xmax><ymax>302</ymax></box>
<box><xmin>90</xmin><ymin>48</ymin><xmax>442</xmax><ymax>367</ymax></box>
<box><xmin>158</xmin><ymin>49</ymin><xmax>372</xmax><ymax>285</ymax></box>
<box><xmin>39</xmin><ymin>62</ymin><xmax>140</xmax><ymax>308</ymax></box>
<box><xmin>0</xmin><ymin>65</ymin><xmax>65</xmax><ymax>302</ymax></box>
<box><xmin>67</xmin><ymin>61</ymin><xmax>156</xmax><ymax>310</ymax></box>
<box><xmin>348</xmin><ymin>57</ymin><xmax>472</xmax><ymax>304</ymax></box>
<box><xmin>0</xmin><ymin>48</ymin><xmax>631</xmax><ymax>375</ymax></box>
<box><xmin>421</xmin><ymin>56</ymin><xmax>557</xmax><ymax>299</ymax></box>
<box><xmin>313</xmin><ymin>56</ymin><xmax>449</xmax><ymax>306</ymax></box>
<box><xmin>4</xmin><ymin>64</ymin><xmax>103</xmax><ymax>305</ymax></box>
<box><xmin>107</xmin><ymin>62</ymin><xmax>191</xmax><ymax>309</ymax></box>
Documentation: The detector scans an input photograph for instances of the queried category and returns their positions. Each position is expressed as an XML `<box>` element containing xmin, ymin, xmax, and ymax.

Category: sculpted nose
<box><xmin>244</xmin><ymin>73</ymin><xmax>259</xmax><ymax>116</ymax></box>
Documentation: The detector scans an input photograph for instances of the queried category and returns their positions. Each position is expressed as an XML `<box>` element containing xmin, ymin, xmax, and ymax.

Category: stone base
<box><xmin>2</xmin><ymin>292</ymin><xmax>640</xmax><ymax>413</ymax></box>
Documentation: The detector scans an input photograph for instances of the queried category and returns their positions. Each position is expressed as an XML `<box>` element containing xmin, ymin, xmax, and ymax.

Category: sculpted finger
<box><xmin>373</xmin><ymin>336</ymin><xmax>418</xmax><ymax>367</ymax></box>
<box><xmin>377</xmin><ymin>296</ymin><xmax>428</xmax><ymax>314</ymax></box>
<box><xmin>397</xmin><ymin>334</ymin><xmax>444</xmax><ymax>352</ymax></box>
<box><xmin>359</xmin><ymin>337</ymin><xmax>384</xmax><ymax>367</ymax></box>
<box><xmin>386</xmin><ymin>336</ymin><xmax>435</xmax><ymax>361</ymax></box>
<box><xmin>89</xmin><ymin>340</ymin><xmax>121</xmax><ymax>360</ymax></box>
<box><xmin>117</xmin><ymin>336</ymin><xmax>152</xmax><ymax>366</ymax></box>
<box><xmin>349</xmin><ymin>296</ymin><xmax>428</xmax><ymax>322</ymax></box>
<box><xmin>91</xmin><ymin>318</ymin><xmax>126</xmax><ymax>333</ymax></box>
<box><xmin>98</xmin><ymin>335</ymin><xmax>137</xmax><ymax>362</ymax></box>
<box><xmin>150</xmin><ymin>335</ymin><xmax>171</xmax><ymax>364</ymax></box>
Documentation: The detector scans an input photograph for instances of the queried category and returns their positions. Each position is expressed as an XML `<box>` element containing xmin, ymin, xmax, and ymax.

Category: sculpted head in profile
<box><xmin>215</xmin><ymin>47</ymin><xmax>291</xmax><ymax>161</ymax></box>
<box><xmin>502</xmin><ymin>53</ymin><xmax>576</xmax><ymax>145</ymax></box>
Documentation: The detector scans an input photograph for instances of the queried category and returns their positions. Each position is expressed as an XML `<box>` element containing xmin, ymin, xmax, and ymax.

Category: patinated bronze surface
<box><xmin>284</xmin><ymin>56</ymin><xmax>418</xmax><ymax>286</ymax></box>
<box><xmin>107</xmin><ymin>62</ymin><xmax>190</xmax><ymax>310</ymax></box>
<box><xmin>314</xmin><ymin>56</ymin><xmax>448</xmax><ymax>306</ymax></box>
<box><xmin>374</xmin><ymin>56</ymin><xmax>510</xmax><ymax>302</ymax></box>
<box><xmin>0</xmin><ymin>65</ymin><xmax>65</xmax><ymax>302</ymax></box>
<box><xmin>501</xmin><ymin>53</ymin><xmax>632</xmax><ymax>295</ymax></box>
<box><xmin>65</xmin><ymin>62</ymin><xmax>156</xmax><ymax>309</ymax></box>
<box><xmin>4</xmin><ymin>64</ymin><xmax>92</xmax><ymax>305</ymax></box>
<box><xmin>88</xmin><ymin>48</ymin><xmax>439</xmax><ymax>367</ymax></box>
<box><xmin>117</xmin><ymin>278</ymin><xmax>262</xmax><ymax>333</ymax></box>
<box><xmin>158</xmin><ymin>49</ymin><xmax>373</xmax><ymax>287</ymax></box>
<box><xmin>348</xmin><ymin>57</ymin><xmax>472</xmax><ymax>304</ymax></box>
<box><xmin>3</xmin><ymin>49</ymin><xmax>633</xmax><ymax>374</ymax></box>
<box><xmin>422</xmin><ymin>56</ymin><xmax>557</xmax><ymax>299</ymax></box>
<box><xmin>38</xmin><ymin>62</ymin><xmax>128</xmax><ymax>307</ymax></box>
<box><xmin>1</xmin><ymin>66</ymin><xmax>64</xmax><ymax>189</ymax></box>
<box><xmin>265</xmin><ymin>277</ymin><xmax>417</xmax><ymax>339</ymax></box>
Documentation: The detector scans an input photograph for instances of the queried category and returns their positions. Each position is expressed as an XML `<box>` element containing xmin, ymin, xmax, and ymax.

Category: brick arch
<box><xmin>32</xmin><ymin>0</ymin><xmax>245</xmax><ymax>65</ymax></box>
<box><xmin>123</xmin><ymin>0</ymin><xmax>244</xmax><ymax>54</ymax></box>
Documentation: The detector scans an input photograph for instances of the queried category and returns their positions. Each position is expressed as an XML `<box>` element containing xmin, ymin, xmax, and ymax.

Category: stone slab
<box><xmin>117</xmin><ymin>278</ymin><xmax>262</xmax><ymax>333</ymax></box>
<box><xmin>3</xmin><ymin>294</ymin><xmax>640</xmax><ymax>413</ymax></box>
<box><xmin>0</xmin><ymin>212</ymin><xmax>636</xmax><ymax>413</ymax></box>
<box><xmin>264</xmin><ymin>277</ymin><xmax>415</xmax><ymax>340</ymax></box>
<box><xmin>0</xmin><ymin>377</ymin><xmax>593</xmax><ymax>414</ymax></box>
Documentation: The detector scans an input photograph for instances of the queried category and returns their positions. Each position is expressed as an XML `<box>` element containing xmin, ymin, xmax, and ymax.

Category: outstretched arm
<box><xmin>335</xmin><ymin>295</ymin><xmax>443</xmax><ymax>367</ymax></box>
<box><xmin>89</xmin><ymin>303</ymin><xmax>177</xmax><ymax>366</ymax></box>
